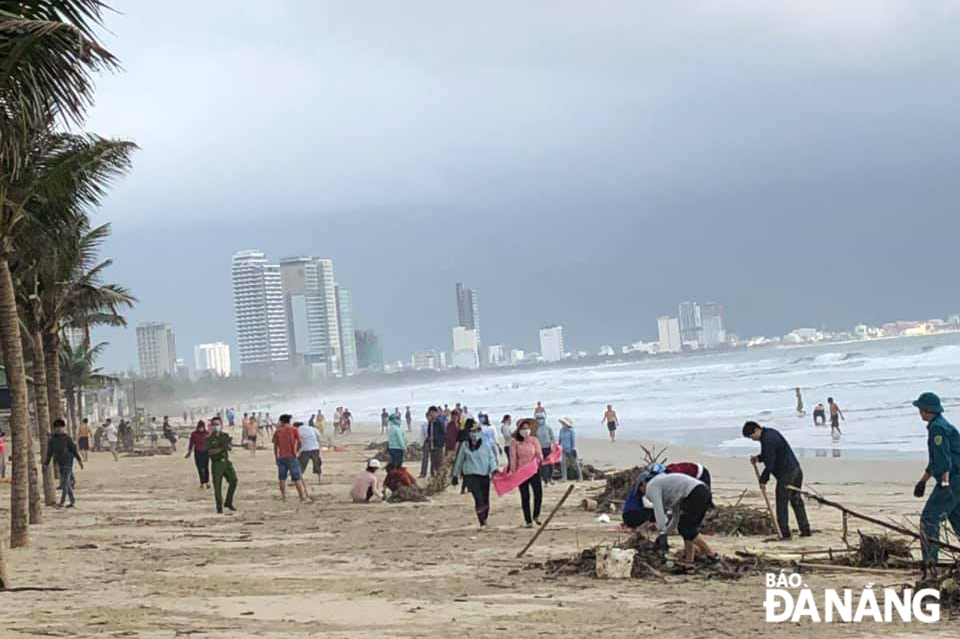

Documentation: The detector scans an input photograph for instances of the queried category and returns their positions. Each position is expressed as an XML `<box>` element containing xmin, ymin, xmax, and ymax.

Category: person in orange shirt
<box><xmin>272</xmin><ymin>414</ymin><xmax>308</xmax><ymax>503</ymax></box>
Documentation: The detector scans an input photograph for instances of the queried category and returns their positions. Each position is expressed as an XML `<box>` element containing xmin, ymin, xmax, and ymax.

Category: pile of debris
<box><xmin>124</xmin><ymin>447</ymin><xmax>173</xmax><ymax>457</ymax></box>
<box><xmin>701</xmin><ymin>504</ymin><xmax>774</xmax><ymax>536</ymax></box>
<box><xmin>387</xmin><ymin>485</ymin><xmax>429</xmax><ymax>503</ymax></box>
<box><xmin>539</xmin><ymin>532</ymin><xmax>773</xmax><ymax>581</ymax></box>
<box><xmin>580</xmin><ymin>464</ymin><xmax>607</xmax><ymax>481</ymax></box>
<box><xmin>423</xmin><ymin>462</ymin><xmax>452</xmax><ymax>496</ymax></box>
<box><xmin>367</xmin><ymin>441</ymin><xmax>424</xmax><ymax>463</ymax></box>
<box><xmin>594</xmin><ymin>466</ymin><xmax>646</xmax><ymax>512</ymax></box>
<box><xmin>852</xmin><ymin>532</ymin><xmax>912</xmax><ymax>568</ymax></box>
<box><xmin>916</xmin><ymin>563</ymin><xmax>960</xmax><ymax>612</ymax></box>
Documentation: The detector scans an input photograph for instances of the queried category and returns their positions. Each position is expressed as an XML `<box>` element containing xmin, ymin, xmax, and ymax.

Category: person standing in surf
<box><xmin>795</xmin><ymin>388</ymin><xmax>805</xmax><ymax>417</ymax></box>
<box><xmin>828</xmin><ymin>397</ymin><xmax>844</xmax><ymax>436</ymax></box>
<box><xmin>603</xmin><ymin>404</ymin><xmax>619</xmax><ymax>442</ymax></box>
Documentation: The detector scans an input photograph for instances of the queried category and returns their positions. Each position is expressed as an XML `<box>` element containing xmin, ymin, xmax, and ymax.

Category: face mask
<box><xmin>519</xmin><ymin>429</ymin><xmax>531</xmax><ymax>438</ymax></box>
<box><xmin>213</xmin><ymin>425</ymin><xmax>222</xmax><ymax>432</ymax></box>
<box><xmin>469</xmin><ymin>432</ymin><xmax>481</xmax><ymax>442</ymax></box>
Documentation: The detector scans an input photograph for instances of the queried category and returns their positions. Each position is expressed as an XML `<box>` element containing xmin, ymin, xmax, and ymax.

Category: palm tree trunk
<box><xmin>31</xmin><ymin>331</ymin><xmax>56</xmax><ymax>506</ymax></box>
<box><xmin>44</xmin><ymin>333</ymin><xmax>64</xmax><ymax>426</ymax></box>
<box><xmin>0</xmin><ymin>258</ymin><xmax>31</xmax><ymax>547</ymax></box>
<box><xmin>27</xmin><ymin>423</ymin><xmax>42</xmax><ymax>524</ymax></box>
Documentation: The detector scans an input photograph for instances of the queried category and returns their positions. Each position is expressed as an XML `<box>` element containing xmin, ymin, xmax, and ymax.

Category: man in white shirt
<box><xmin>418</xmin><ymin>412</ymin><xmax>432</xmax><ymax>479</ymax></box>
<box><xmin>105</xmin><ymin>419</ymin><xmax>119</xmax><ymax>461</ymax></box>
<box><xmin>296</xmin><ymin>419</ymin><xmax>322</xmax><ymax>487</ymax></box>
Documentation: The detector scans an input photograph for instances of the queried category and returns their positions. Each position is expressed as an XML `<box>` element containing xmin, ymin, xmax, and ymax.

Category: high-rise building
<box><xmin>451</xmin><ymin>326</ymin><xmax>480</xmax><ymax>369</ymax></box>
<box><xmin>355</xmin><ymin>329</ymin><xmax>383</xmax><ymax>370</ymax></box>
<box><xmin>657</xmin><ymin>316</ymin><xmax>682</xmax><ymax>353</ymax></box>
<box><xmin>700</xmin><ymin>302</ymin><xmax>726</xmax><ymax>348</ymax></box>
<box><xmin>335</xmin><ymin>285</ymin><xmax>358</xmax><ymax>376</ymax></box>
<box><xmin>412</xmin><ymin>350</ymin><xmax>444</xmax><ymax>371</ymax></box>
<box><xmin>232</xmin><ymin>250</ymin><xmax>289</xmax><ymax>377</ymax></box>
<box><xmin>486</xmin><ymin>343</ymin><xmax>505</xmax><ymax>366</ymax></box>
<box><xmin>136</xmin><ymin>322</ymin><xmax>177</xmax><ymax>378</ymax></box>
<box><xmin>278</xmin><ymin>256</ymin><xmax>344</xmax><ymax>376</ymax></box>
<box><xmin>678</xmin><ymin>301</ymin><xmax>703</xmax><ymax>348</ymax></box>
<box><xmin>509</xmin><ymin>349</ymin><xmax>525</xmax><ymax>364</ymax></box>
<box><xmin>194</xmin><ymin>342</ymin><xmax>231</xmax><ymax>377</ymax></box>
<box><xmin>539</xmin><ymin>325</ymin><xmax>565</xmax><ymax>362</ymax></box>
<box><xmin>455</xmin><ymin>282</ymin><xmax>480</xmax><ymax>331</ymax></box>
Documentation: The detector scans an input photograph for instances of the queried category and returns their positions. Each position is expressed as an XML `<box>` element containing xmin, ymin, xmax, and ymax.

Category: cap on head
<box><xmin>367</xmin><ymin>459</ymin><xmax>381</xmax><ymax>469</ymax></box>
<box><xmin>913</xmin><ymin>392</ymin><xmax>944</xmax><ymax>414</ymax></box>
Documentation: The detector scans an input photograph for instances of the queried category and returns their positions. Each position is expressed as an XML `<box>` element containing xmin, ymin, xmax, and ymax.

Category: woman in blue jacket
<box><xmin>453</xmin><ymin>423</ymin><xmax>498</xmax><ymax>528</ymax></box>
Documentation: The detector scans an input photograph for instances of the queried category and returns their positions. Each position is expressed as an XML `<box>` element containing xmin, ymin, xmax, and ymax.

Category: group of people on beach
<box><xmin>795</xmin><ymin>387</ymin><xmax>844</xmax><ymax>436</ymax></box>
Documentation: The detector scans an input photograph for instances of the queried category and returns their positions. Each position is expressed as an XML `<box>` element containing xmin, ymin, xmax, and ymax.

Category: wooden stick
<box><xmin>751</xmin><ymin>460</ymin><xmax>782</xmax><ymax>538</ymax></box>
<box><xmin>795</xmin><ymin>562</ymin><xmax>913</xmax><ymax>576</ymax></box>
<box><xmin>517</xmin><ymin>484</ymin><xmax>576</xmax><ymax>558</ymax></box>
<box><xmin>788</xmin><ymin>486</ymin><xmax>960</xmax><ymax>555</ymax></box>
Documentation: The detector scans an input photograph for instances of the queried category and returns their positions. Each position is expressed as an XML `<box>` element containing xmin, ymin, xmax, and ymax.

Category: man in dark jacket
<box><xmin>427</xmin><ymin>406</ymin><xmax>446</xmax><ymax>477</ymax></box>
<box><xmin>743</xmin><ymin>421</ymin><xmax>811</xmax><ymax>539</ymax></box>
<box><xmin>43</xmin><ymin>419</ymin><xmax>83</xmax><ymax>508</ymax></box>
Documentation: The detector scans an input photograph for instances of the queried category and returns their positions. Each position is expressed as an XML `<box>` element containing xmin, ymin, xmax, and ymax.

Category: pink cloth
<box><xmin>508</xmin><ymin>438</ymin><xmax>542</xmax><ymax>472</ymax></box>
<box><xmin>493</xmin><ymin>459</ymin><xmax>540</xmax><ymax>497</ymax></box>
<box><xmin>544</xmin><ymin>443</ymin><xmax>562</xmax><ymax>465</ymax></box>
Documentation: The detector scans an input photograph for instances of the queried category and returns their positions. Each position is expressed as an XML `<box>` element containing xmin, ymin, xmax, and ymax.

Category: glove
<box><xmin>654</xmin><ymin>534</ymin><xmax>669</xmax><ymax>552</ymax></box>
<box><xmin>914</xmin><ymin>480</ymin><xmax>926</xmax><ymax>498</ymax></box>
<box><xmin>451</xmin><ymin>476</ymin><xmax>458</xmax><ymax>486</ymax></box>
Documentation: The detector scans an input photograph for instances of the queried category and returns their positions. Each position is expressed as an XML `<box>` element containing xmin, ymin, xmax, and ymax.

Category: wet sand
<box><xmin>0</xmin><ymin>423</ymin><xmax>954</xmax><ymax>637</ymax></box>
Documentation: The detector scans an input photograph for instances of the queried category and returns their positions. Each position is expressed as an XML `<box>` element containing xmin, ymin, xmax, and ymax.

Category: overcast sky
<box><xmin>85</xmin><ymin>1</ymin><xmax>960</xmax><ymax>371</ymax></box>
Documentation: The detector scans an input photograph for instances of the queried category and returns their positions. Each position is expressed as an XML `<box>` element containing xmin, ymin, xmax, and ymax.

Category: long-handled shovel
<box><xmin>751</xmin><ymin>459</ymin><xmax>782</xmax><ymax>538</ymax></box>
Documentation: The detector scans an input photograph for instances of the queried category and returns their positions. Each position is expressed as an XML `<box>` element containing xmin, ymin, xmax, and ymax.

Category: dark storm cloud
<box><xmin>85</xmin><ymin>1</ymin><xmax>960</xmax><ymax>369</ymax></box>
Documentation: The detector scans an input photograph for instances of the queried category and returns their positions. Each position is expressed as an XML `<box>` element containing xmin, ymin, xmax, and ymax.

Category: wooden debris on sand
<box><xmin>701</xmin><ymin>504</ymin><xmax>773</xmax><ymax>536</ymax></box>
<box><xmin>387</xmin><ymin>485</ymin><xmax>428</xmax><ymax>503</ymax></box>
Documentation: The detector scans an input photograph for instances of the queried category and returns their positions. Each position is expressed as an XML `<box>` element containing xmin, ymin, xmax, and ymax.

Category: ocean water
<box><xmin>284</xmin><ymin>333</ymin><xmax>960</xmax><ymax>460</ymax></box>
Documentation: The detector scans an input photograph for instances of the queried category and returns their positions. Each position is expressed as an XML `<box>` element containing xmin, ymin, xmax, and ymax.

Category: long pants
<box><xmin>388</xmin><ymin>448</ymin><xmax>404</xmax><ymax>467</ymax></box>
<box><xmin>211</xmin><ymin>459</ymin><xmax>237</xmax><ymax>512</ymax></box>
<box><xmin>430</xmin><ymin>449</ymin><xmax>444</xmax><ymax>477</ymax></box>
<box><xmin>59</xmin><ymin>465</ymin><xmax>75</xmax><ymax>505</ymax></box>
<box><xmin>194</xmin><ymin>451</ymin><xmax>210</xmax><ymax>485</ymax></box>
<box><xmin>0</xmin><ymin>454</ymin><xmax>5</xmax><ymax>478</ymax></box>
<box><xmin>519</xmin><ymin>474</ymin><xmax>543</xmax><ymax>524</ymax></box>
<box><xmin>775</xmin><ymin>467</ymin><xmax>810</xmax><ymax>537</ymax></box>
<box><xmin>540</xmin><ymin>447</ymin><xmax>553</xmax><ymax>483</ymax></box>
<box><xmin>560</xmin><ymin>451</ymin><xmax>583</xmax><ymax>481</ymax></box>
<box><xmin>463</xmin><ymin>474</ymin><xmax>491</xmax><ymax>525</ymax></box>
<box><xmin>419</xmin><ymin>446</ymin><xmax>431</xmax><ymax>478</ymax></box>
<box><xmin>921</xmin><ymin>481</ymin><xmax>960</xmax><ymax>565</ymax></box>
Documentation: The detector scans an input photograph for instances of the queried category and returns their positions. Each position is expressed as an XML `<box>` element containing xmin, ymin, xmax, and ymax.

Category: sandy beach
<box><xmin>0</xmin><ymin>422</ymin><xmax>955</xmax><ymax>638</ymax></box>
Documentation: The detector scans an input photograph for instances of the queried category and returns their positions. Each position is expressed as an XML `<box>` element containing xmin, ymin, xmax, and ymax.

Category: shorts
<box><xmin>830</xmin><ymin>415</ymin><xmax>839</xmax><ymax>428</ymax></box>
<box><xmin>607</xmin><ymin>421</ymin><xmax>617</xmax><ymax>432</ymax></box>
<box><xmin>247</xmin><ymin>435</ymin><xmax>257</xmax><ymax>443</ymax></box>
<box><xmin>623</xmin><ymin>506</ymin><xmax>655</xmax><ymax>528</ymax></box>
<box><xmin>298</xmin><ymin>449</ymin><xmax>322</xmax><ymax>475</ymax></box>
<box><xmin>277</xmin><ymin>457</ymin><xmax>302</xmax><ymax>481</ymax></box>
<box><xmin>78</xmin><ymin>437</ymin><xmax>90</xmax><ymax>451</ymax></box>
<box><xmin>677</xmin><ymin>484</ymin><xmax>711</xmax><ymax>541</ymax></box>
<box><xmin>698</xmin><ymin>467</ymin><xmax>712</xmax><ymax>489</ymax></box>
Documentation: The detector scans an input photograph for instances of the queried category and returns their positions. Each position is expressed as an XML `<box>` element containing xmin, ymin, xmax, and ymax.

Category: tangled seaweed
<box><xmin>701</xmin><ymin>505</ymin><xmax>773</xmax><ymax>536</ymax></box>
<box><xmin>853</xmin><ymin>532</ymin><xmax>912</xmax><ymax>568</ymax></box>
<box><xmin>387</xmin><ymin>485</ymin><xmax>428</xmax><ymax>503</ymax></box>
<box><xmin>367</xmin><ymin>441</ymin><xmax>424</xmax><ymax>463</ymax></box>
<box><xmin>594</xmin><ymin>466</ymin><xmax>647</xmax><ymax>512</ymax></box>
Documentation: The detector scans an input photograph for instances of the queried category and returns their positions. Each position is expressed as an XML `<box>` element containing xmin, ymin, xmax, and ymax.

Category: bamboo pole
<box><xmin>517</xmin><ymin>484</ymin><xmax>576</xmax><ymax>558</ymax></box>
<box><xmin>788</xmin><ymin>486</ymin><xmax>960</xmax><ymax>555</ymax></box>
<box><xmin>751</xmin><ymin>460</ymin><xmax>782</xmax><ymax>538</ymax></box>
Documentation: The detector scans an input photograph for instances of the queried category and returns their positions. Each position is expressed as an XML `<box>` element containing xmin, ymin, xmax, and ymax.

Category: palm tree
<box><xmin>1</xmin><ymin>1</ymin><xmax>119</xmax><ymax>557</ymax></box>
<box><xmin>59</xmin><ymin>340</ymin><xmax>117</xmax><ymax>429</ymax></box>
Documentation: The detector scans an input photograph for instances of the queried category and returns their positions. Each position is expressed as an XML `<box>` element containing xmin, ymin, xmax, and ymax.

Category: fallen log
<box><xmin>517</xmin><ymin>484</ymin><xmax>576</xmax><ymax>559</ymax></box>
<box><xmin>787</xmin><ymin>486</ymin><xmax>960</xmax><ymax>555</ymax></box>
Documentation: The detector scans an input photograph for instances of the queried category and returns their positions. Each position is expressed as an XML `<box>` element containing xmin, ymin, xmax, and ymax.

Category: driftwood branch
<box><xmin>517</xmin><ymin>484</ymin><xmax>575</xmax><ymax>558</ymax></box>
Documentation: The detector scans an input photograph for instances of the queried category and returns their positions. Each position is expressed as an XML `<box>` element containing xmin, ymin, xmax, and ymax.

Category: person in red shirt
<box><xmin>272</xmin><ymin>414</ymin><xmax>309</xmax><ymax>503</ymax></box>
<box><xmin>185</xmin><ymin>420</ymin><xmax>211</xmax><ymax>488</ymax></box>
<box><xmin>383</xmin><ymin>463</ymin><xmax>417</xmax><ymax>493</ymax></box>
<box><xmin>664</xmin><ymin>462</ymin><xmax>711</xmax><ymax>489</ymax></box>
<box><xmin>444</xmin><ymin>409</ymin><xmax>462</xmax><ymax>457</ymax></box>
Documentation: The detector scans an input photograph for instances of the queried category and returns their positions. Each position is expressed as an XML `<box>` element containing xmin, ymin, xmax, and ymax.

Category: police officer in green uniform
<box><xmin>206</xmin><ymin>416</ymin><xmax>237</xmax><ymax>514</ymax></box>
<box><xmin>912</xmin><ymin>392</ymin><xmax>960</xmax><ymax>570</ymax></box>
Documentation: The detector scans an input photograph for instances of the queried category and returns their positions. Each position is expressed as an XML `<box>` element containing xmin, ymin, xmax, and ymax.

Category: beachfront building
<box><xmin>452</xmin><ymin>326</ymin><xmax>480</xmax><ymax>369</ymax></box>
<box><xmin>701</xmin><ymin>302</ymin><xmax>726</xmax><ymax>348</ymax></box>
<box><xmin>355</xmin><ymin>329</ymin><xmax>384</xmax><ymax>371</ymax></box>
<box><xmin>657</xmin><ymin>316</ymin><xmax>682</xmax><ymax>354</ymax></box>
<box><xmin>194</xmin><ymin>342</ymin><xmax>231</xmax><ymax>377</ymax></box>
<box><xmin>232</xmin><ymin>250</ymin><xmax>289</xmax><ymax>377</ymax></box>
<box><xmin>678</xmin><ymin>301</ymin><xmax>702</xmax><ymax>349</ymax></box>
<box><xmin>335</xmin><ymin>286</ymin><xmax>358</xmax><ymax>376</ymax></box>
<box><xmin>412</xmin><ymin>349</ymin><xmax>444</xmax><ymax>371</ymax></box>
<box><xmin>509</xmin><ymin>349</ymin><xmax>525</xmax><ymax>364</ymax></box>
<box><xmin>539</xmin><ymin>325</ymin><xmax>565</xmax><ymax>362</ymax></box>
<box><xmin>455</xmin><ymin>282</ymin><xmax>480</xmax><ymax>332</ymax></box>
<box><xmin>136</xmin><ymin>322</ymin><xmax>177</xmax><ymax>378</ymax></box>
<box><xmin>278</xmin><ymin>256</ymin><xmax>345</xmax><ymax>377</ymax></box>
<box><xmin>486</xmin><ymin>343</ymin><xmax>506</xmax><ymax>366</ymax></box>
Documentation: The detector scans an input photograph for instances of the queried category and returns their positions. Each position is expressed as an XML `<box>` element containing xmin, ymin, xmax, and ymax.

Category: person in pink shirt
<box><xmin>350</xmin><ymin>459</ymin><xmax>384</xmax><ymax>503</ymax></box>
<box><xmin>509</xmin><ymin>418</ymin><xmax>544</xmax><ymax>527</ymax></box>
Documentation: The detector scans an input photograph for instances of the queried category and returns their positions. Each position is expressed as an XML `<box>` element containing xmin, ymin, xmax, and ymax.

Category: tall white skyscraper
<box><xmin>315</xmin><ymin>258</ymin><xmax>342</xmax><ymax>375</ymax></box>
<box><xmin>336</xmin><ymin>285</ymin><xmax>358</xmax><ymax>376</ymax></box>
<box><xmin>678</xmin><ymin>301</ymin><xmax>702</xmax><ymax>348</ymax></box>
<box><xmin>194</xmin><ymin>342</ymin><xmax>231</xmax><ymax>377</ymax></box>
<box><xmin>657</xmin><ymin>316</ymin><xmax>682</xmax><ymax>353</ymax></box>
<box><xmin>451</xmin><ymin>326</ymin><xmax>480</xmax><ymax>369</ymax></box>
<box><xmin>700</xmin><ymin>302</ymin><xmax>726</xmax><ymax>348</ymax></box>
<box><xmin>136</xmin><ymin>322</ymin><xmax>177</xmax><ymax>378</ymax></box>
<box><xmin>232</xmin><ymin>250</ymin><xmax>289</xmax><ymax>377</ymax></box>
<box><xmin>278</xmin><ymin>256</ymin><xmax>347</xmax><ymax>376</ymax></box>
<box><xmin>539</xmin><ymin>325</ymin><xmax>565</xmax><ymax>362</ymax></box>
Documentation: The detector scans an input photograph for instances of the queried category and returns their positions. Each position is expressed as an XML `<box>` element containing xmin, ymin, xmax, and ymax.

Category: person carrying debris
<box><xmin>911</xmin><ymin>392</ymin><xmax>960</xmax><ymax>571</ymax></box>
<box><xmin>206</xmin><ymin>416</ymin><xmax>238</xmax><ymax>514</ymax></box>
<box><xmin>635</xmin><ymin>470</ymin><xmax>717</xmax><ymax>564</ymax></box>
<box><xmin>743</xmin><ymin>421</ymin><xmax>811</xmax><ymax>539</ymax></box>
<box><xmin>509</xmin><ymin>418</ymin><xmax>544</xmax><ymax>527</ymax></box>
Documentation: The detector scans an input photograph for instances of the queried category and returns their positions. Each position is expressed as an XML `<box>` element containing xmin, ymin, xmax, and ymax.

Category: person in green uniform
<box><xmin>206</xmin><ymin>415</ymin><xmax>237</xmax><ymax>514</ymax></box>
<box><xmin>912</xmin><ymin>392</ymin><xmax>960</xmax><ymax>572</ymax></box>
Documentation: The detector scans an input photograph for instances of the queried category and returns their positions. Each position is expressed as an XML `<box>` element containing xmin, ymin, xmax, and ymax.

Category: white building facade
<box><xmin>232</xmin><ymin>250</ymin><xmax>289</xmax><ymax>377</ymax></box>
<box><xmin>539</xmin><ymin>325</ymin><xmax>565</xmax><ymax>362</ymax></box>
<box><xmin>657</xmin><ymin>316</ymin><xmax>682</xmax><ymax>354</ymax></box>
<box><xmin>136</xmin><ymin>322</ymin><xmax>177</xmax><ymax>378</ymax></box>
<box><xmin>194</xmin><ymin>342</ymin><xmax>231</xmax><ymax>377</ymax></box>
